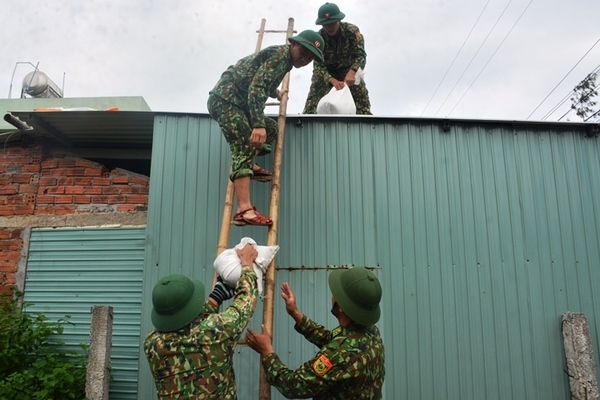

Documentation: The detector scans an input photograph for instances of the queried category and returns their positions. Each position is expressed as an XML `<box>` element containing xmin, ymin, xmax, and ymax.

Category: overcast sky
<box><xmin>2</xmin><ymin>0</ymin><xmax>599</xmax><ymax>121</ymax></box>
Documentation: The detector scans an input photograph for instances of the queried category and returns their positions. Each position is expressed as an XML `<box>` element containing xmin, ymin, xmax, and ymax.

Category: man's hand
<box><xmin>281</xmin><ymin>282</ymin><xmax>303</xmax><ymax>323</ymax></box>
<box><xmin>344</xmin><ymin>69</ymin><xmax>356</xmax><ymax>86</ymax></box>
<box><xmin>250</xmin><ymin>128</ymin><xmax>267</xmax><ymax>148</ymax></box>
<box><xmin>277</xmin><ymin>89</ymin><xmax>289</xmax><ymax>102</ymax></box>
<box><xmin>329</xmin><ymin>78</ymin><xmax>345</xmax><ymax>90</ymax></box>
<box><xmin>245</xmin><ymin>324</ymin><xmax>275</xmax><ymax>357</ymax></box>
<box><xmin>236</xmin><ymin>243</ymin><xmax>258</xmax><ymax>267</ymax></box>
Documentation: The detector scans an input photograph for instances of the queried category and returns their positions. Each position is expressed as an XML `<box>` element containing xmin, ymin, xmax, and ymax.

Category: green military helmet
<box><xmin>328</xmin><ymin>267</ymin><xmax>382</xmax><ymax>326</ymax></box>
<box><xmin>150</xmin><ymin>274</ymin><xmax>206</xmax><ymax>332</ymax></box>
<box><xmin>315</xmin><ymin>2</ymin><xmax>346</xmax><ymax>25</ymax></box>
<box><xmin>289</xmin><ymin>30</ymin><xmax>325</xmax><ymax>63</ymax></box>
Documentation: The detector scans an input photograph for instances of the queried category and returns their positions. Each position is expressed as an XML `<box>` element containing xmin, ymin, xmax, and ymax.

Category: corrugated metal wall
<box><xmin>141</xmin><ymin>114</ymin><xmax>600</xmax><ymax>400</ymax></box>
<box><xmin>25</xmin><ymin>227</ymin><xmax>146</xmax><ymax>400</ymax></box>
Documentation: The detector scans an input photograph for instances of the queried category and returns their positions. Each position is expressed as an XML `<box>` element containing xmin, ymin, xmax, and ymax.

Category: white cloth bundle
<box><xmin>316</xmin><ymin>85</ymin><xmax>357</xmax><ymax>114</ymax></box>
<box><xmin>213</xmin><ymin>237</ymin><xmax>279</xmax><ymax>293</ymax></box>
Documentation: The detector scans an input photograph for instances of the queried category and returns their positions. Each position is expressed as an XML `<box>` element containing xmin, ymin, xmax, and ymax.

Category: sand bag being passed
<box><xmin>213</xmin><ymin>237</ymin><xmax>279</xmax><ymax>293</ymax></box>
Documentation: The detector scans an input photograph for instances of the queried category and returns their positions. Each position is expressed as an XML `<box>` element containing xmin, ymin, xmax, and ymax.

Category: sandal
<box><xmin>252</xmin><ymin>166</ymin><xmax>273</xmax><ymax>182</ymax></box>
<box><xmin>231</xmin><ymin>207</ymin><xmax>273</xmax><ymax>227</ymax></box>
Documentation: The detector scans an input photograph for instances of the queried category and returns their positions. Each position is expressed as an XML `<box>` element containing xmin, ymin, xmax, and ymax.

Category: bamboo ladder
<box><xmin>214</xmin><ymin>18</ymin><xmax>296</xmax><ymax>400</ymax></box>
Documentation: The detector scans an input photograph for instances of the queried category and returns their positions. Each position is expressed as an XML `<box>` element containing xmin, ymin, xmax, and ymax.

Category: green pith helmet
<box><xmin>328</xmin><ymin>267</ymin><xmax>382</xmax><ymax>326</ymax></box>
<box><xmin>150</xmin><ymin>274</ymin><xmax>206</xmax><ymax>332</ymax></box>
<box><xmin>289</xmin><ymin>30</ymin><xmax>325</xmax><ymax>63</ymax></box>
<box><xmin>315</xmin><ymin>3</ymin><xmax>346</xmax><ymax>25</ymax></box>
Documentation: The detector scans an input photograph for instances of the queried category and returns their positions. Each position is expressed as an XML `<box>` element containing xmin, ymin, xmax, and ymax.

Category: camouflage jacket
<box><xmin>209</xmin><ymin>45</ymin><xmax>292</xmax><ymax>130</ymax></box>
<box><xmin>314</xmin><ymin>22</ymin><xmax>367</xmax><ymax>82</ymax></box>
<box><xmin>144</xmin><ymin>268</ymin><xmax>258</xmax><ymax>399</ymax></box>
<box><xmin>262</xmin><ymin>315</ymin><xmax>385</xmax><ymax>399</ymax></box>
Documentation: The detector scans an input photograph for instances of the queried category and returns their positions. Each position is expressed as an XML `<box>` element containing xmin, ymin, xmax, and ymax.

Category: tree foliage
<box><xmin>570</xmin><ymin>72</ymin><xmax>599</xmax><ymax>121</ymax></box>
<box><xmin>0</xmin><ymin>290</ymin><xmax>88</xmax><ymax>399</ymax></box>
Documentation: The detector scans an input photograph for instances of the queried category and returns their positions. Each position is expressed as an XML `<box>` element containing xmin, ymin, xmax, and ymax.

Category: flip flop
<box><xmin>252</xmin><ymin>166</ymin><xmax>273</xmax><ymax>182</ymax></box>
<box><xmin>231</xmin><ymin>207</ymin><xmax>273</xmax><ymax>226</ymax></box>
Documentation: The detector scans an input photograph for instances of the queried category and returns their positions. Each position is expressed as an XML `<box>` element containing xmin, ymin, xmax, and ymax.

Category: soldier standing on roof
<box><xmin>246</xmin><ymin>267</ymin><xmax>385</xmax><ymax>399</ymax></box>
<box><xmin>208</xmin><ymin>30</ymin><xmax>324</xmax><ymax>227</ymax></box>
<box><xmin>303</xmin><ymin>3</ymin><xmax>372</xmax><ymax>115</ymax></box>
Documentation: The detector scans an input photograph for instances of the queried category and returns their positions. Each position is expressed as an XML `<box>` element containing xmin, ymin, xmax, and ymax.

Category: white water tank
<box><xmin>22</xmin><ymin>71</ymin><xmax>63</xmax><ymax>98</ymax></box>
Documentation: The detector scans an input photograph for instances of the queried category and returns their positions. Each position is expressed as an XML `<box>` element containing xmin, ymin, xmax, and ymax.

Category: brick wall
<box><xmin>0</xmin><ymin>142</ymin><xmax>150</xmax><ymax>294</ymax></box>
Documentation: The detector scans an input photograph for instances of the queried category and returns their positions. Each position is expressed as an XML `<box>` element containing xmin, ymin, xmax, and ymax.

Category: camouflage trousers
<box><xmin>207</xmin><ymin>94</ymin><xmax>278</xmax><ymax>181</ymax></box>
<box><xmin>303</xmin><ymin>75</ymin><xmax>372</xmax><ymax>115</ymax></box>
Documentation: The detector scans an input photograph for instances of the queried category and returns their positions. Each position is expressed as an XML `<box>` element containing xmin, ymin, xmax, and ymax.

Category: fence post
<box><xmin>85</xmin><ymin>305</ymin><xmax>113</xmax><ymax>400</ymax></box>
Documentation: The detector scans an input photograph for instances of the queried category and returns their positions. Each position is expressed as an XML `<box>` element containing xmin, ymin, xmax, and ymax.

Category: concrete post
<box><xmin>85</xmin><ymin>305</ymin><xmax>114</xmax><ymax>400</ymax></box>
<box><xmin>562</xmin><ymin>312</ymin><xmax>599</xmax><ymax>400</ymax></box>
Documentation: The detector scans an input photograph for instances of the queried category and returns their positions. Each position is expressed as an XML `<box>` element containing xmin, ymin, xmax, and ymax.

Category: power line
<box><xmin>420</xmin><ymin>0</ymin><xmax>492</xmax><ymax>116</ymax></box>
<box><xmin>541</xmin><ymin>64</ymin><xmax>600</xmax><ymax>121</ymax></box>
<box><xmin>447</xmin><ymin>0</ymin><xmax>535</xmax><ymax>116</ymax></box>
<box><xmin>434</xmin><ymin>0</ymin><xmax>514</xmax><ymax>116</ymax></box>
<box><xmin>526</xmin><ymin>36</ymin><xmax>600</xmax><ymax>120</ymax></box>
<box><xmin>557</xmin><ymin>80</ymin><xmax>599</xmax><ymax>121</ymax></box>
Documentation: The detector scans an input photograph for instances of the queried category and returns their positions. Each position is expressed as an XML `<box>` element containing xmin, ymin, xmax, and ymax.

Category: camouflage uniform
<box><xmin>303</xmin><ymin>22</ymin><xmax>372</xmax><ymax>115</ymax></box>
<box><xmin>262</xmin><ymin>315</ymin><xmax>385</xmax><ymax>399</ymax></box>
<box><xmin>208</xmin><ymin>45</ymin><xmax>292</xmax><ymax>181</ymax></box>
<box><xmin>144</xmin><ymin>268</ymin><xmax>258</xmax><ymax>399</ymax></box>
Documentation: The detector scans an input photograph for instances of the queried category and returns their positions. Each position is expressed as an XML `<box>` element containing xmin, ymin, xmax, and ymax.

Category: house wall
<box><xmin>0</xmin><ymin>140</ymin><xmax>149</xmax><ymax>293</ymax></box>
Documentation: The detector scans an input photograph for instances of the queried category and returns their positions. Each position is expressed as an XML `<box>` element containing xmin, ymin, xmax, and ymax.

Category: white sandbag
<box><xmin>213</xmin><ymin>237</ymin><xmax>279</xmax><ymax>293</ymax></box>
<box><xmin>316</xmin><ymin>85</ymin><xmax>356</xmax><ymax>114</ymax></box>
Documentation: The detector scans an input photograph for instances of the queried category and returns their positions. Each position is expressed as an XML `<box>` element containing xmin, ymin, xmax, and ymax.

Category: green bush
<box><xmin>0</xmin><ymin>289</ymin><xmax>88</xmax><ymax>400</ymax></box>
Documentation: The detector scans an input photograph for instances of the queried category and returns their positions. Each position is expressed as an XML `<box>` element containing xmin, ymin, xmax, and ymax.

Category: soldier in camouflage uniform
<box><xmin>246</xmin><ymin>267</ymin><xmax>385</xmax><ymax>399</ymax></box>
<box><xmin>303</xmin><ymin>3</ymin><xmax>372</xmax><ymax>115</ymax></box>
<box><xmin>208</xmin><ymin>30</ymin><xmax>324</xmax><ymax>227</ymax></box>
<box><xmin>144</xmin><ymin>244</ymin><xmax>259</xmax><ymax>399</ymax></box>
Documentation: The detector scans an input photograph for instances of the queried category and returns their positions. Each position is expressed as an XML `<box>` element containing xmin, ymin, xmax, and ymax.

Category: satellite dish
<box><xmin>22</xmin><ymin>70</ymin><xmax>63</xmax><ymax>98</ymax></box>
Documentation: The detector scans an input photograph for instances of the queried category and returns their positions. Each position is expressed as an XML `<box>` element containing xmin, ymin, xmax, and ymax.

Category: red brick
<box><xmin>0</xmin><ymin>206</ymin><xmax>13</xmax><ymax>216</ymax></box>
<box><xmin>75</xmin><ymin>160</ymin><xmax>95</xmax><ymax>168</ymax></box>
<box><xmin>131</xmin><ymin>177</ymin><xmax>149</xmax><ymax>185</ymax></box>
<box><xmin>41</xmin><ymin>160</ymin><xmax>59</xmax><ymax>169</ymax></box>
<box><xmin>84</xmin><ymin>168</ymin><xmax>103</xmax><ymax>177</ymax></box>
<box><xmin>0</xmin><ymin>186</ymin><xmax>18</xmax><ymax>195</ymax></box>
<box><xmin>83</xmin><ymin>187</ymin><xmax>102</xmax><ymax>195</ymax></box>
<box><xmin>23</xmin><ymin>164</ymin><xmax>41</xmax><ymax>173</ymax></box>
<box><xmin>73</xmin><ymin>177</ymin><xmax>93</xmax><ymax>185</ymax></box>
<box><xmin>54</xmin><ymin>195</ymin><xmax>73</xmax><ymax>204</ymax></box>
<box><xmin>0</xmin><ymin>196</ymin><xmax>6</xmax><ymax>205</ymax></box>
<box><xmin>0</xmin><ymin>165</ymin><xmax>4</xmax><ymax>173</ymax></box>
<box><xmin>36</xmin><ymin>205</ymin><xmax>55</xmax><ymax>214</ymax></box>
<box><xmin>57</xmin><ymin>177</ymin><xmax>73</xmax><ymax>186</ymax></box>
<box><xmin>0</xmin><ymin>261</ymin><xmax>17</xmax><ymax>273</ymax></box>
<box><xmin>108</xmin><ymin>195</ymin><xmax>127</xmax><ymax>204</ymax></box>
<box><xmin>93</xmin><ymin>178</ymin><xmax>111</xmax><ymax>186</ymax></box>
<box><xmin>0</xmin><ymin>177</ymin><xmax>9</xmax><ymax>185</ymax></box>
<box><xmin>39</xmin><ymin>177</ymin><xmax>57</xmax><ymax>186</ymax></box>
<box><xmin>53</xmin><ymin>205</ymin><xmax>76</xmax><ymax>214</ymax></box>
<box><xmin>10</xmin><ymin>174</ymin><xmax>31</xmax><ymax>184</ymax></box>
<box><xmin>102</xmin><ymin>187</ymin><xmax>121</xmax><ymax>195</ymax></box>
<box><xmin>0</xmin><ymin>229</ymin><xmax>20</xmax><ymax>240</ymax></box>
<box><xmin>65</xmin><ymin>186</ymin><xmax>85</xmax><ymax>195</ymax></box>
<box><xmin>58</xmin><ymin>159</ymin><xmax>76</xmax><ymax>168</ymax></box>
<box><xmin>112</xmin><ymin>176</ymin><xmax>129</xmax><ymax>184</ymax></box>
<box><xmin>0</xmin><ymin>242</ymin><xmax>21</xmax><ymax>251</ymax></box>
<box><xmin>0</xmin><ymin>285</ymin><xmax>14</xmax><ymax>295</ymax></box>
<box><xmin>6</xmin><ymin>195</ymin><xmax>24</xmax><ymax>205</ymax></box>
<box><xmin>12</xmin><ymin>204</ymin><xmax>35</xmax><ymax>215</ymax></box>
<box><xmin>91</xmin><ymin>196</ymin><xmax>110</xmax><ymax>203</ymax></box>
<box><xmin>73</xmin><ymin>196</ymin><xmax>91</xmax><ymax>204</ymax></box>
<box><xmin>36</xmin><ymin>195</ymin><xmax>54</xmax><ymax>204</ymax></box>
<box><xmin>117</xmin><ymin>205</ymin><xmax>137</xmax><ymax>212</ymax></box>
<box><xmin>3</xmin><ymin>251</ymin><xmax>21</xmax><ymax>262</ymax></box>
<box><xmin>46</xmin><ymin>186</ymin><xmax>65</xmax><ymax>195</ymax></box>
<box><xmin>18</xmin><ymin>185</ymin><xmax>38</xmax><ymax>194</ymax></box>
<box><xmin>66</xmin><ymin>168</ymin><xmax>85</xmax><ymax>176</ymax></box>
<box><xmin>127</xmin><ymin>195</ymin><xmax>148</xmax><ymax>204</ymax></box>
